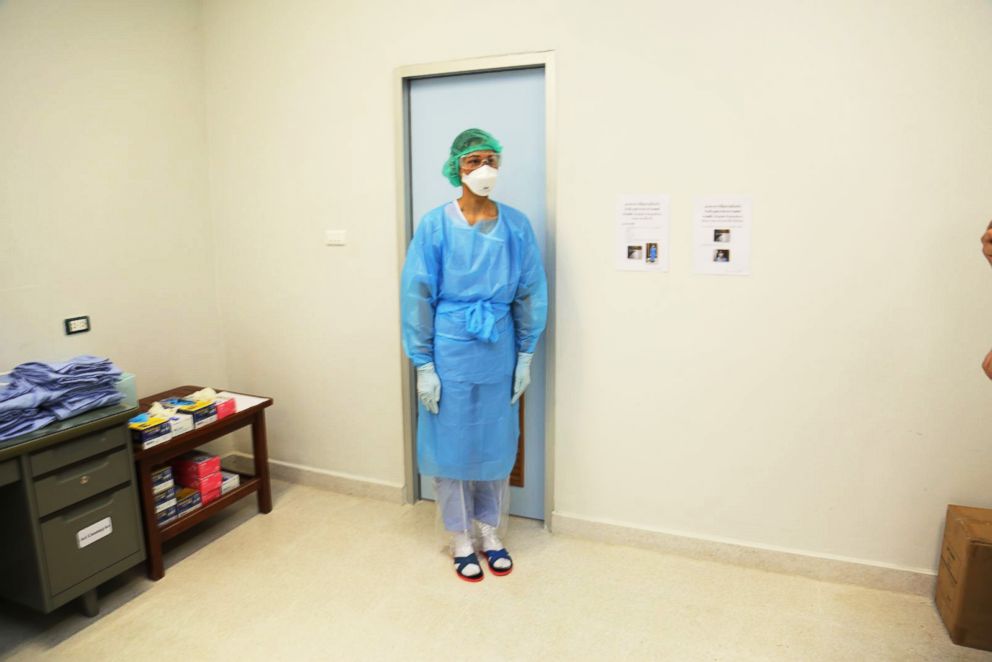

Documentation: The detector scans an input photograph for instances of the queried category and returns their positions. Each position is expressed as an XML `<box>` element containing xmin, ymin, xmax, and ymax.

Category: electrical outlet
<box><xmin>64</xmin><ymin>316</ymin><xmax>90</xmax><ymax>335</ymax></box>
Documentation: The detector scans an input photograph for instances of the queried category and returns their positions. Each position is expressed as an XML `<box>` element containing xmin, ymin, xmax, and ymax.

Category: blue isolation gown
<box><xmin>401</xmin><ymin>201</ymin><xmax>548</xmax><ymax>481</ymax></box>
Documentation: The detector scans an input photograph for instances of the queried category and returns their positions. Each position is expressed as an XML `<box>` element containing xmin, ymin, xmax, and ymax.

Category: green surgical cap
<box><xmin>442</xmin><ymin>128</ymin><xmax>502</xmax><ymax>187</ymax></box>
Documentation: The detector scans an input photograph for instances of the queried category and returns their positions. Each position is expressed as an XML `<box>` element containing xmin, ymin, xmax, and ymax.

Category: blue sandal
<box><xmin>482</xmin><ymin>548</ymin><xmax>513</xmax><ymax>576</ymax></box>
<box><xmin>454</xmin><ymin>553</ymin><xmax>484</xmax><ymax>583</ymax></box>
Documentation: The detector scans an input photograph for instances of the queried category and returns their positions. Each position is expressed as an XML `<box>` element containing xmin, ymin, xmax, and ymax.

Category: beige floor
<box><xmin>2</xmin><ymin>481</ymin><xmax>990</xmax><ymax>661</ymax></box>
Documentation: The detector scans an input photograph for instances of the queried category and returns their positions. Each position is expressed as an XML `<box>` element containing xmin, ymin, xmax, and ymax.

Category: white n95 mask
<box><xmin>462</xmin><ymin>165</ymin><xmax>499</xmax><ymax>197</ymax></box>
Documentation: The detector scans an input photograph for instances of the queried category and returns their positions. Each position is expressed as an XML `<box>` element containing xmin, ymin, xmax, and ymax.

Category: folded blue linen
<box><xmin>0</xmin><ymin>380</ymin><xmax>47</xmax><ymax>413</ymax></box>
<box><xmin>0</xmin><ymin>408</ymin><xmax>57</xmax><ymax>442</ymax></box>
<box><xmin>46</xmin><ymin>388</ymin><xmax>123</xmax><ymax>421</ymax></box>
<box><xmin>12</xmin><ymin>356</ymin><xmax>121</xmax><ymax>387</ymax></box>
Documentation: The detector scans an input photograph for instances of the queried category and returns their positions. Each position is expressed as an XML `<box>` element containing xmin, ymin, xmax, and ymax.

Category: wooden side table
<box><xmin>134</xmin><ymin>385</ymin><xmax>273</xmax><ymax>580</ymax></box>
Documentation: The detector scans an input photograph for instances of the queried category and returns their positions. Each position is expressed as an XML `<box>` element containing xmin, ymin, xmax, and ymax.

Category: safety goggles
<box><xmin>459</xmin><ymin>153</ymin><xmax>501</xmax><ymax>170</ymax></box>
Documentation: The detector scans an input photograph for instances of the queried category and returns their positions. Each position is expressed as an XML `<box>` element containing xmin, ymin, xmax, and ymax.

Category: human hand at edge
<box><xmin>511</xmin><ymin>352</ymin><xmax>533</xmax><ymax>405</ymax></box>
<box><xmin>416</xmin><ymin>362</ymin><xmax>441</xmax><ymax>414</ymax></box>
<box><xmin>982</xmin><ymin>349</ymin><xmax>992</xmax><ymax>381</ymax></box>
<box><xmin>981</xmin><ymin>219</ymin><xmax>992</xmax><ymax>267</ymax></box>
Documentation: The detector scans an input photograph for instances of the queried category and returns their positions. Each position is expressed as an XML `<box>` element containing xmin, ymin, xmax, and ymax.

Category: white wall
<box><xmin>0</xmin><ymin>0</ymin><xmax>228</xmax><ymax>396</ymax></box>
<box><xmin>213</xmin><ymin>0</ymin><xmax>988</xmax><ymax>571</ymax></box>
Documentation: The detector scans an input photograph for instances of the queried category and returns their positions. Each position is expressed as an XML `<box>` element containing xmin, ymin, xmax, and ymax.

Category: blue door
<box><xmin>408</xmin><ymin>68</ymin><xmax>547</xmax><ymax>520</ymax></box>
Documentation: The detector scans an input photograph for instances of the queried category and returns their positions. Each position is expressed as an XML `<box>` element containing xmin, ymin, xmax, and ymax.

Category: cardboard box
<box><xmin>173</xmin><ymin>451</ymin><xmax>221</xmax><ymax>483</ymax></box>
<box><xmin>162</xmin><ymin>398</ymin><xmax>217</xmax><ymax>429</ymax></box>
<box><xmin>936</xmin><ymin>504</ymin><xmax>992</xmax><ymax>651</ymax></box>
<box><xmin>175</xmin><ymin>487</ymin><xmax>202</xmax><ymax>518</ymax></box>
<box><xmin>180</xmin><ymin>470</ymin><xmax>223</xmax><ymax>505</ymax></box>
<box><xmin>220</xmin><ymin>471</ymin><xmax>240</xmax><ymax>495</ymax></box>
<box><xmin>166</xmin><ymin>412</ymin><xmax>194</xmax><ymax>437</ymax></box>
<box><xmin>201</xmin><ymin>486</ymin><xmax>221</xmax><ymax>505</ymax></box>
<box><xmin>154</xmin><ymin>487</ymin><xmax>177</xmax><ymax>513</ymax></box>
<box><xmin>157</xmin><ymin>504</ymin><xmax>177</xmax><ymax>527</ymax></box>
<box><xmin>129</xmin><ymin>417</ymin><xmax>172</xmax><ymax>450</ymax></box>
<box><xmin>151</xmin><ymin>465</ymin><xmax>174</xmax><ymax>494</ymax></box>
<box><xmin>214</xmin><ymin>396</ymin><xmax>236</xmax><ymax>420</ymax></box>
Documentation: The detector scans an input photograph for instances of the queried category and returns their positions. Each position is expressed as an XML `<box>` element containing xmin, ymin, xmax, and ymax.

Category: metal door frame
<box><xmin>393</xmin><ymin>51</ymin><xmax>557</xmax><ymax>528</ymax></box>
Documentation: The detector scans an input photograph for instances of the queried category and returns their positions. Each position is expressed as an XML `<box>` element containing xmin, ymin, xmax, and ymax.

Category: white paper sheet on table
<box><xmin>216</xmin><ymin>391</ymin><xmax>268</xmax><ymax>412</ymax></box>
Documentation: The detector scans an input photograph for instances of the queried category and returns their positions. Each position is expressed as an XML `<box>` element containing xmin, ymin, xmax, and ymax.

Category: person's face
<box><xmin>459</xmin><ymin>150</ymin><xmax>500</xmax><ymax>179</ymax></box>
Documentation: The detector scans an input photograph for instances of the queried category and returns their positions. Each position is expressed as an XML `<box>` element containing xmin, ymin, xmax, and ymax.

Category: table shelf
<box><xmin>160</xmin><ymin>474</ymin><xmax>259</xmax><ymax>541</ymax></box>
<box><xmin>134</xmin><ymin>407</ymin><xmax>262</xmax><ymax>462</ymax></box>
<box><xmin>134</xmin><ymin>385</ymin><xmax>273</xmax><ymax>580</ymax></box>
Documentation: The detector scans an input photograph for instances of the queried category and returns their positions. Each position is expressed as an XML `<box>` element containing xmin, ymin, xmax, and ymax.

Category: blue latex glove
<box><xmin>511</xmin><ymin>352</ymin><xmax>533</xmax><ymax>405</ymax></box>
<box><xmin>416</xmin><ymin>362</ymin><xmax>441</xmax><ymax>414</ymax></box>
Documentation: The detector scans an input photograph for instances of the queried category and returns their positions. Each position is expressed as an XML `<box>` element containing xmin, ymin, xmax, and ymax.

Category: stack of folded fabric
<box><xmin>0</xmin><ymin>356</ymin><xmax>124</xmax><ymax>442</ymax></box>
<box><xmin>0</xmin><ymin>379</ymin><xmax>55</xmax><ymax>442</ymax></box>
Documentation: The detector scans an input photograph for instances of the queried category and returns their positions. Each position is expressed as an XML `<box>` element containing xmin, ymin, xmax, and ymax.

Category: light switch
<box><xmin>325</xmin><ymin>230</ymin><xmax>347</xmax><ymax>246</ymax></box>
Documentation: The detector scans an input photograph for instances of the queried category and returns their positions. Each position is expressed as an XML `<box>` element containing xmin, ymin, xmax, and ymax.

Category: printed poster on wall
<box><xmin>693</xmin><ymin>197</ymin><xmax>752</xmax><ymax>275</ymax></box>
<box><xmin>616</xmin><ymin>195</ymin><xmax>671</xmax><ymax>272</ymax></box>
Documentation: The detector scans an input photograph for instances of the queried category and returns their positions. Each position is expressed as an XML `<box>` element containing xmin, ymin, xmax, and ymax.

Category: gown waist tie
<box><xmin>437</xmin><ymin>300</ymin><xmax>509</xmax><ymax>343</ymax></box>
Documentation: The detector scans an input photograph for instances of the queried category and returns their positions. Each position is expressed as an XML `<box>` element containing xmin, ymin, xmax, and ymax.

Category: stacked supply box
<box><xmin>152</xmin><ymin>465</ymin><xmax>177</xmax><ymax>527</ymax></box>
<box><xmin>936</xmin><ymin>504</ymin><xmax>992</xmax><ymax>651</ymax></box>
<box><xmin>130</xmin><ymin>416</ymin><xmax>172</xmax><ymax>450</ymax></box>
<box><xmin>173</xmin><ymin>451</ymin><xmax>222</xmax><ymax>506</ymax></box>
<box><xmin>161</xmin><ymin>398</ymin><xmax>217</xmax><ymax>429</ymax></box>
<box><xmin>175</xmin><ymin>487</ymin><xmax>201</xmax><ymax>518</ymax></box>
<box><xmin>214</xmin><ymin>395</ymin><xmax>236</xmax><ymax>420</ymax></box>
<box><xmin>163</xmin><ymin>409</ymin><xmax>194</xmax><ymax>437</ymax></box>
<box><xmin>220</xmin><ymin>470</ymin><xmax>240</xmax><ymax>496</ymax></box>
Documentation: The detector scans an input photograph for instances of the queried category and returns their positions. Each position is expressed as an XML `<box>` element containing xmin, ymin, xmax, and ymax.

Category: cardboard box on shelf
<box><xmin>129</xmin><ymin>417</ymin><xmax>172</xmax><ymax>450</ymax></box>
<box><xmin>154</xmin><ymin>487</ymin><xmax>176</xmax><ymax>513</ymax></box>
<box><xmin>936</xmin><ymin>504</ymin><xmax>992</xmax><ymax>651</ymax></box>
<box><xmin>172</xmin><ymin>451</ymin><xmax>221</xmax><ymax>483</ymax></box>
<box><xmin>182</xmin><ymin>471</ymin><xmax>223</xmax><ymax>506</ymax></box>
<box><xmin>151</xmin><ymin>465</ymin><xmax>174</xmax><ymax>494</ymax></box>
<box><xmin>161</xmin><ymin>398</ymin><xmax>217</xmax><ymax>429</ymax></box>
<box><xmin>157</xmin><ymin>505</ymin><xmax>177</xmax><ymax>527</ymax></box>
<box><xmin>175</xmin><ymin>487</ymin><xmax>202</xmax><ymax>518</ymax></box>
<box><xmin>201</xmin><ymin>486</ymin><xmax>221</xmax><ymax>505</ymax></box>
<box><xmin>214</xmin><ymin>396</ymin><xmax>236</xmax><ymax>420</ymax></box>
<box><xmin>220</xmin><ymin>471</ymin><xmax>240</xmax><ymax>495</ymax></box>
<box><xmin>165</xmin><ymin>411</ymin><xmax>194</xmax><ymax>436</ymax></box>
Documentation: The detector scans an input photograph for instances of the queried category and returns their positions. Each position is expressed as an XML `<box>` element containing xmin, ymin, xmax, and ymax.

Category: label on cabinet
<box><xmin>76</xmin><ymin>517</ymin><xmax>113</xmax><ymax>549</ymax></box>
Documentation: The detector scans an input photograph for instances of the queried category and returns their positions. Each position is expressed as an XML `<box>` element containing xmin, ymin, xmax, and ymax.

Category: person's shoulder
<box><xmin>419</xmin><ymin>203</ymin><xmax>450</xmax><ymax>223</ymax></box>
<box><xmin>497</xmin><ymin>202</ymin><xmax>528</xmax><ymax>221</ymax></box>
<box><xmin>416</xmin><ymin>204</ymin><xmax>451</xmax><ymax>235</ymax></box>
<box><xmin>497</xmin><ymin>203</ymin><xmax>534</xmax><ymax>233</ymax></box>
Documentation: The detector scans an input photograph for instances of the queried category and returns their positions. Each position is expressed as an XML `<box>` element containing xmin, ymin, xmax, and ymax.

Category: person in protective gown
<box><xmin>401</xmin><ymin>128</ymin><xmax>548</xmax><ymax>582</ymax></box>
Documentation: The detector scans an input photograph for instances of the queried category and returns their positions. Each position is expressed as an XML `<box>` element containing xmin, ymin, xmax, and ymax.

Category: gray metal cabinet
<box><xmin>0</xmin><ymin>405</ymin><xmax>145</xmax><ymax>616</ymax></box>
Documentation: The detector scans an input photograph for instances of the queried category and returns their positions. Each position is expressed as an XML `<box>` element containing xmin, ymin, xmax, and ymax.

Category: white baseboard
<box><xmin>551</xmin><ymin>511</ymin><xmax>936</xmax><ymax>597</ymax></box>
<box><xmin>225</xmin><ymin>452</ymin><xmax>405</xmax><ymax>504</ymax></box>
<box><xmin>223</xmin><ymin>451</ymin><xmax>933</xmax><ymax>595</ymax></box>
